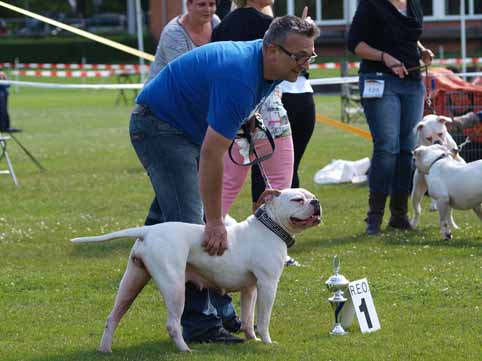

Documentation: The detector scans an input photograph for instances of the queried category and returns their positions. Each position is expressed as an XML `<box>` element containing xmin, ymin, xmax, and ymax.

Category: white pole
<box><xmin>135</xmin><ymin>0</ymin><xmax>146</xmax><ymax>83</ymax></box>
<box><xmin>460</xmin><ymin>0</ymin><xmax>467</xmax><ymax>78</ymax></box>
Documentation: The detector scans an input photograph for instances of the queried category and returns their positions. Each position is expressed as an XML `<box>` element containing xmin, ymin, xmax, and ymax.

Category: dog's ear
<box><xmin>253</xmin><ymin>189</ymin><xmax>282</xmax><ymax>212</ymax></box>
<box><xmin>438</xmin><ymin>116</ymin><xmax>452</xmax><ymax>124</ymax></box>
<box><xmin>414</xmin><ymin>122</ymin><xmax>424</xmax><ymax>133</ymax></box>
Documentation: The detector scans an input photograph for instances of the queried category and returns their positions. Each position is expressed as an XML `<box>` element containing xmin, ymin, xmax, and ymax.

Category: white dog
<box><xmin>412</xmin><ymin>144</ymin><xmax>482</xmax><ymax>239</ymax></box>
<box><xmin>411</xmin><ymin>114</ymin><xmax>464</xmax><ymax>229</ymax></box>
<box><xmin>71</xmin><ymin>188</ymin><xmax>321</xmax><ymax>352</ymax></box>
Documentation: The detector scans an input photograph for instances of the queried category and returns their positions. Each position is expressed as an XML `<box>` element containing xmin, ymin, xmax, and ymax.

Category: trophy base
<box><xmin>330</xmin><ymin>323</ymin><xmax>348</xmax><ymax>336</ymax></box>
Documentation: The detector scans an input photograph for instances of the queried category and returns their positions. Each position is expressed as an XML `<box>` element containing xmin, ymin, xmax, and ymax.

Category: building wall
<box><xmin>149</xmin><ymin>0</ymin><xmax>182</xmax><ymax>42</ymax></box>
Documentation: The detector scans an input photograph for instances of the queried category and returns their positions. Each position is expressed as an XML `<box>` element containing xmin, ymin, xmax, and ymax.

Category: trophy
<box><xmin>325</xmin><ymin>255</ymin><xmax>350</xmax><ymax>335</ymax></box>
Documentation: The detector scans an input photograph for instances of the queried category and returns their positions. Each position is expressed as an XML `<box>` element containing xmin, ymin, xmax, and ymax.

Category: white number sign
<box><xmin>348</xmin><ymin>278</ymin><xmax>381</xmax><ymax>333</ymax></box>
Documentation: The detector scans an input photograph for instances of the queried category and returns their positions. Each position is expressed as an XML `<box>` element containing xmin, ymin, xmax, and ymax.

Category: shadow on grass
<box><xmin>382</xmin><ymin>227</ymin><xmax>482</xmax><ymax>248</ymax></box>
<box><xmin>31</xmin><ymin>339</ymin><xmax>267</xmax><ymax>361</ymax></box>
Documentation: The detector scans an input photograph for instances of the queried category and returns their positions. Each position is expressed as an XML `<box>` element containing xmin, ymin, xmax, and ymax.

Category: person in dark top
<box><xmin>0</xmin><ymin>71</ymin><xmax>21</xmax><ymax>133</ymax></box>
<box><xmin>347</xmin><ymin>0</ymin><xmax>433</xmax><ymax>235</ymax></box>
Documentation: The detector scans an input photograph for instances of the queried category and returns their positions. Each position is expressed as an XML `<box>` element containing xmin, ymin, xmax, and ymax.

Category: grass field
<box><xmin>1</xmin><ymin>85</ymin><xmax>481</xmax><ymax>361</ymax></box>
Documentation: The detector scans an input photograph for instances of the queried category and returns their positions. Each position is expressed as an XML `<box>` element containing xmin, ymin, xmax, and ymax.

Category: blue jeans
<box><xmin>129</xmin><ymin>106</ymin><xmax>236</xmax><ymax>340</ymax></box>
<box><xmin>360</xmin><ymin>73</ymin><xmax>425</xmax><ymax>195</ymax></box>
<box><xmin>0</xmin><ymin>87</ymin><xmax>10</xmax><ymax>130</ymax></box>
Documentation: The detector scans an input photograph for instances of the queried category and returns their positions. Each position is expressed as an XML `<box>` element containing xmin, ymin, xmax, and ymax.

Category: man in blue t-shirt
<box><xmin>129</xmin><ymin>16</ymin><xmax>319</xmax><ymax>344</ymax></box>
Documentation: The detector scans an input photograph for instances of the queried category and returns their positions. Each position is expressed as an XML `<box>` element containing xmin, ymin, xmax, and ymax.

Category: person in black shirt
<box><xmin>347</xmin><ymin>0</ymin><xmax>433</xmax><ymax>235</ymax></box>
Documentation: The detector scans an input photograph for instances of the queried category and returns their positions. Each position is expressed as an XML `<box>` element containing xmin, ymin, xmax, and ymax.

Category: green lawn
<box><xmin>1</xmin><ymin>86</ymin><xmax>481</xmax><ymax>361</ymax></box>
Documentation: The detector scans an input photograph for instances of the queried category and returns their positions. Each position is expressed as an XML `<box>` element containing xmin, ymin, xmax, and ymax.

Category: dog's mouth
<box><xmin>290</xmin><ymin>210</ymin><xmax>321</xmax><ymax>227</ymax></box>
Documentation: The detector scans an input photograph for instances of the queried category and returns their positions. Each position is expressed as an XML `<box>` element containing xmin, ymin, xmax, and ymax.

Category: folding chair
<box><xmin>0</xmin><ymin>133</ymin><xmax>19</xmax><ymax>186</ymax></box>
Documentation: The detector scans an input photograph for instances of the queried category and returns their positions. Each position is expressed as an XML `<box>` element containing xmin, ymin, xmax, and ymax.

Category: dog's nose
<box><xmin>310</xmin><ymin>199</ymin><xmax>320</xmax><ymax>214</ymax></box>
<box><xmin>434</xmin><ymin>140</ymin><xmax>442</xmax><ymax>145</ymax></box>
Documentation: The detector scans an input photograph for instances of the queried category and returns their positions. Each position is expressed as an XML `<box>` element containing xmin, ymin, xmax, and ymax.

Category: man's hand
<box><xmin>0</xmin><ymin>71</ymin><xmax>7</xmax><ymax>80</ymax></box>
<box><xmin>202</xmin><ymin>220</ymin><xmax>228</xmax><ymax>256</ymax></box>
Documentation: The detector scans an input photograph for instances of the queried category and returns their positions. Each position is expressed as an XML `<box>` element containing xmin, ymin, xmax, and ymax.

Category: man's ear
<box><xmin>253</xmin><ymin>189</ymin><xmax>282</xmax><ymax>212</ymax></box>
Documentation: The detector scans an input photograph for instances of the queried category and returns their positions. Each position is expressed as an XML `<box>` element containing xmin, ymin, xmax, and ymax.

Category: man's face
<box><xmin>271</xmin><ymin>33</ymin><xmax>315</xmax><ymax>82</ymax></box>
<box><xmin>187</xmin><ymin>0</ymin><xmax>217</xmax><ymax>23</ymax></box>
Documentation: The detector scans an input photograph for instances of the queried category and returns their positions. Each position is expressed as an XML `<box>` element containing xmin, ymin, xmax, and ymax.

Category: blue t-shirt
<box><xmin>136</xmin><ymin>39</ymin><xmax>276</xmax><ymax>145</ymax></box>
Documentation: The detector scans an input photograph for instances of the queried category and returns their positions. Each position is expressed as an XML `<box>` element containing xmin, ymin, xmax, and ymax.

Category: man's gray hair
<box><xmin>263</xmin><ymin>16</ymin><xmax>320</xmax><ymax>46</ymax></box>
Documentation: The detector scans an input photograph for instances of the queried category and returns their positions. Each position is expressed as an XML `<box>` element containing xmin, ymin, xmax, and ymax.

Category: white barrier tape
<box><xmin>1</xmin><ymin>72</ymin><xmax>481</xmax><ymax>90</ymax></box>
<box><xmin>11</xmin><ymin>70</ymin><xmax>140</xmax><ymax>78</ymax></box>
<box><xmin>0</xmin><ymin>80</ymin><xmax>142</xmax><ymax>89</ymax></box>
<box><xmin>0</xmin><ymin>1</ymin><xmax>155</xmax><ymax>61</ymax></box>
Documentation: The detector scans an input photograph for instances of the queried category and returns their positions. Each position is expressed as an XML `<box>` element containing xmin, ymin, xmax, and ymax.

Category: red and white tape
<box><xmin>10</xmin><ymin>69</ymin><xmax>140</xmax><ymax>78</ymax></box>
<box><xmin>1</xmin><ymin>62</ymin><xmax>149</xmax><ymax>71</ymax></box>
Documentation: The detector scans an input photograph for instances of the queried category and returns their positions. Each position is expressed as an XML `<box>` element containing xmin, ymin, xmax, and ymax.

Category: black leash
<box><xmin>228</xmin><ymin>113</ymin><xmax>276</xmax><ymax>189</ymax></box>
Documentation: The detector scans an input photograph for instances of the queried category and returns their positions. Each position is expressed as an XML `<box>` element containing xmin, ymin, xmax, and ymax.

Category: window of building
<box><xmin>321</xmin><ymin>0</ymin><xmax>343</xmax><ymax>20</ymax></box>
<box><xmin>475</xmin><ymin>0</ymin><xmax>482</xmax><ymax>13</ymax></box>
<box><xmin>445</xmin><ymin>0</ymin><xmax>470</xmax><ymax>15</ymax></box>
<box><xmin>422</xmin><ymin>0</ymin><xmax>434</xmax><ymax>16</ymax></box>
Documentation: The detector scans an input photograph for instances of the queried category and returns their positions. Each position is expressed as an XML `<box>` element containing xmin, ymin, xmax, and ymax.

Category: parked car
<box><xmin>85</xmin><ymin>13</ymin><xmax>126</xmax><ymax>34</ymax></box>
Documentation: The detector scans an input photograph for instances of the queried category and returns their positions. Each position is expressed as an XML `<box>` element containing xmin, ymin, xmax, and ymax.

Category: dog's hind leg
<box><xmin>472</xmin><ymin>204</ymin><xmax>482</xmax><ymax>221</ymax></box>
<box><xmin>98</xmin><ymin>254</ymin><xmax>151</xmax><ymax>353</ymax></box>
<box><xmin>240</xmin><ymin>286</ymin><xmax>258</xmax><ymax>340</ymax></box>
<box><xmin>145</xmin><ymin>255</ymin><xmax>190</xmax><ymax>352</ymax></box>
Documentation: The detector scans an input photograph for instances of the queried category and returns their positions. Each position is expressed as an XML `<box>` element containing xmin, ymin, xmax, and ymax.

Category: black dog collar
<box><xmin>427</xmin><ymin>153</ymin><xmax>447</xmax><ymax>174</ymax></box>
<box><xmin>255</xmin><ymin>206</ymin><xmax>295</xmax><ymax>248</ymax></box>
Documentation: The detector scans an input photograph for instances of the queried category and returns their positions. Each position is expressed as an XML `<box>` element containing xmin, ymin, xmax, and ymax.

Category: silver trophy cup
<box><xmin>325</xmin><ymin>255</ymin><xmax>349</xmax><ymax>335</ymax></box>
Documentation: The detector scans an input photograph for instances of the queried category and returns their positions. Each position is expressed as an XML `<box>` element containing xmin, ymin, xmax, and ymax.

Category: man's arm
<box><xmin>199</xmin><ymin>126</ymin><xmax>232</xmax><ymax>256</ymax></box>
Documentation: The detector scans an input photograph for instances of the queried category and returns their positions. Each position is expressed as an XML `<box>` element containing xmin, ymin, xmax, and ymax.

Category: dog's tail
<box><xmin>71</xmin><ymin>226</ymin><xmax>149</xmax><ymax>244</ymax></box>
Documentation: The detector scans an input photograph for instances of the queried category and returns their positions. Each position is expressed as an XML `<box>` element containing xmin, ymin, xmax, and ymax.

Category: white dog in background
<box><xmin>410</xmin><ymin>114</ymin><xmax>465</xmax><ymax>229</ymax></box>
<box><xmin>71</xmin><ymin>188</ymin><xmax>321</xmax><ymax>352</ymax></box>
<box><xmin>412</xmin><ymin>144</ymin><xmax>482</xmax><ymax>239</ymax></box>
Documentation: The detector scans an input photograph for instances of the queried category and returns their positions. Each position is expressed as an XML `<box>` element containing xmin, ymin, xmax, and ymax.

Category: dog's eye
<box><xmin>291</xmin><ymin>198</ymin><xmax>304</xmax><ymax>203</ymax></box>
<box><xmin>426</xmin><ymin>137</ymin><xmax>432</xmax><ymax>142</ymax></box>
<box><xmin>438</xmin><ymin>133</ymin><xmax>443</xmax><ymax>137</ymax></box>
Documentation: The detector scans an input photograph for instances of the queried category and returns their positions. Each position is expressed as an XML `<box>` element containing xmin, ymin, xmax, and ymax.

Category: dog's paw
<box><xmin>410</xmin><ymin>219</ymin><xmax>418</xmax><ymax>229</ymax></box>
<box><xmin>429</xmin><ymin>203</ymin><xmax>438</xmax><ymax>212</ymax></box>
<box><xmin>442</xmin><ymin>232</ymin><xmax>452</xmax><ymax>240</ymax></box>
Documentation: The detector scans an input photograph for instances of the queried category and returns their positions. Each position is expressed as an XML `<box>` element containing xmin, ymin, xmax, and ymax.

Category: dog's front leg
<box><xmin>240</xmin><ymin>286</ymin><xmax>258</xmax><ymax>340</ymax></box>
<box><xmin>411</xmin><ymin>171</ymin><xmax>427</xmax><ymax>229</ymax></box>
<box><xmin>255</xmin><ymin>280</ymin><xmax>278</xmax><ymax>344</ymax></box>
<box><xmin>436</xmin><ymin>198</ymin><xmax>452</xmax><ymax>240</ymax></box>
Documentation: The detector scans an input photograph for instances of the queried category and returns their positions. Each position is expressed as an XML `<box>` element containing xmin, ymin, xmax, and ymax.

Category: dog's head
<box><xmin>256</xmin><ymin>188</ymin><xmax>321</xmax><ymax>234</ymax></box>
<box><xmin>413</xmin><ymin>144</ymin><xmax>450</xmax><ymax>174</ymax></box>
<box><xmin>414</xmin><ymin>114</ymin><xmax>454</xmax><ymax>147</ymax></box>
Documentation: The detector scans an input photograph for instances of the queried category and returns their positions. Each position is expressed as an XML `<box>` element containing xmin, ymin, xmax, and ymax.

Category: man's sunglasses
<box><xmin>276</xmin><ymin>44</ymin><xmax>317</xmax><ymax>65</ymax></box>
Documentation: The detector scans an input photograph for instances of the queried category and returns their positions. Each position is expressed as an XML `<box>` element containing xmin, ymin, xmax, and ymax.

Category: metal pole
<box><xmin>135</xmin><ymin>0</ymin><xmax>146</xmax><ymax>83</ymax></box>
<box><xmin>460</xmin><ymin>0</ymin><xmax>467</xmax><ymax>78</ymax></box>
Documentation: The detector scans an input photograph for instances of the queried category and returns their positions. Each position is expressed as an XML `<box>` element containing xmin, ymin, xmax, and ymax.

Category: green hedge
<box><xmin>0</xmin><ymin>34</ymin><xmax>157</xmax><ymax>64</ymax></box>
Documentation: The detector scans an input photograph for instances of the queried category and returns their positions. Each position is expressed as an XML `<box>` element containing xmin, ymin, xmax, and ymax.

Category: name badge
<box><xmin>362</xmin><ymin>80</ymin><xmax>385</xmax><ymax>98</ymax></box>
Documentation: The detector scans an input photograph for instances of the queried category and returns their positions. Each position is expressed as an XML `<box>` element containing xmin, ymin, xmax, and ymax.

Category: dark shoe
<box><xmin>388</xmin><ymin>215</ymin><xmax>412</xmax><ymax>229</ymax></box>
<box><xmin>188</xmin><ymin>327</ymin><xmax>244</xmax><ymax>344</ymax></box>
<box><xmin>365</xmin><ymin>192</ymin><xmax>388</xmax><ymax>235</ymax></box>
<box><xmin>223</xmin><ymin>316</ymin><xmax>242</xmax><ymax>333</ymax></box>
<box><xmin>0</xmin><ymin>127</ymin><xmax>22</xmax><ymax>133</ymax></box>
<box><xmin>388</xmin><ymin>192</ymin><xmax>412</xmax><ymax>230</ymax></box>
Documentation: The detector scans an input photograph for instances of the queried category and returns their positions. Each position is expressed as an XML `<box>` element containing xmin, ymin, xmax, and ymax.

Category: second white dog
<box><xmin>71</xmin><ymin>188</ymin><xmax>321</xmax><ymax>352</ymax></box>
<box><xmin>412</xmin><ymin>144</ymin><xmax>482</xmax><ymax>239</ymax></box>
<box><xmin>411</xmin><ymin>114</ymin><xmax>464</xmax><ymax>229</ymax></box>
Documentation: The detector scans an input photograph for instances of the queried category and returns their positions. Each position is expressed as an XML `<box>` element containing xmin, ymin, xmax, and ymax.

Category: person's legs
<box><xmin>282</xmin><ymin>93</ymin><xmax>316</xmax><ymax>188</ymax></box>
<box><xmin>389</xmin><ymin>79</ymin><xmax>425</xmax><ymax>228</ymax></box>
<box><xmin>0</xmin><ymin>88</ymin><xmax>10</xmax><ymax>131</ymax></box>
<box><xmin>250</xmin><ymin>136</ymin><xmax>294</xmax><ymax>207</ymax></box>
<box><xmin>222</xmin><ymin>143</ymin><xmax>251</xmax><ymax>216</ymax></box>
<box><xmin>360</xmin><ymin>74</ymin><xmax>401</xmax><ymax>234</ymax></box>
<box><xmin>130</xmin><ymin>109</ymin><xmax>239</xmax><ymax>342</ymax></box>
